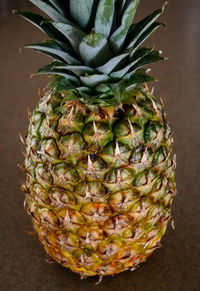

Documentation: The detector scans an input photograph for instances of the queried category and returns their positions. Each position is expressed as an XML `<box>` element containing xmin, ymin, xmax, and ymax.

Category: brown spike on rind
<box><xmin>23</xmin><ymin>195</ymin><xmax>28</xmax><ymax>210</ymax></box>
<box><xmin>98</xmin><ymin>107</ymin><xmax>107</xmax><ymax>119</ymax></box>
<box><xmin>25</xmin><ymin>230</ymin><xmax>36</xmax><ymax>236</ymax></box>
<box><xmin>38</xmin><ymin>88</ymin><xmax>44</xmax><ymax>99</ymax></box>
<box><xmin>115</xmin><ymin>140</ymin><xmax>121</xmax><ymax>157</ymax></box>
<box><xmin>80</xmin><ymin>273</ymin><xmax>88</xmax><ymax>280</ymax></box>
<box><xmin>65</xmin><ymin>100</ymin><xmax>87</xmax><ymax>114</ymax></box>
<box><xmin>21</xmin><ymin>148</ymin><xmax>26</xmax><ymax>157</ymax></box>
<box><xmin>144</xmin><ymin>83</ymin><xmax>150</xmax><ymax>92</ymax></box>
<box><xmin>17</xmin><ymin>163</ymin><xmax>26</xmax><ymax>172</ymax></box>
<box><xmin>19</xmin><ymin>133</ymin><xmax>25</xmax><ymax>145</ymax></box>
<box><xmin>95</xmin><ymin>275</ymin><xmax>103</xmax><ymax>285</ymax></box>
<box><xmin>27</xmin><ymin>107</ymin><xmax>32</xmax><ymax>120</ymax></box>
<box><xmin>171</xmin><ymin>219</ymin><xmax>175</xmax><ymax>230</ymax></box>
<box><xmin>21</xmin><ymin>182</ymin><xmax>29</xmax><ymax>193</ymax></box>
<box><xmin>159</xmin><ymin>97</ymin><xmax>168</xmax><ymax>121</ymax></box>
<box><xmin>118</xmin><ymin>103</ymin><xmax>124</xmax><ymax>112</ymax></box>
<box><xmin>151</xmin><ymin>87</ymin><xmax>155</xmax><ymax>95</ymax></box>
<box><xmin>45</xmin><ymin>256</ymin><xmax>55</xmax><ymax>264</ymax></box>
<box><xmin>131</xmin><ymin>264</ymin><xmax>141</xmax><ymax>271</ymax></box>
<box><xmin>173</xmin><ymin>154</ymin><xmax>177</xmax><ymax>169</ymax></box>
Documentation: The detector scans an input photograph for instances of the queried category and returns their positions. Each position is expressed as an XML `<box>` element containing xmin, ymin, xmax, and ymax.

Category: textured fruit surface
<box><xmin>23</xmin><ymin>87</ymin><xmax>176</xmax><ymax>278</ymax></box>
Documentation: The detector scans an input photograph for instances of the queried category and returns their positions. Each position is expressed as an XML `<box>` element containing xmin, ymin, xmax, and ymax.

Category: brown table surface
<box><xmin>1</xmin><ymin>0</ymin><xmax>200</xmax><ymax>290</ymax></box>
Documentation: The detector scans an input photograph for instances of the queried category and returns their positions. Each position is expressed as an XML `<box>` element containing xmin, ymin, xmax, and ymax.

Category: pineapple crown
<box><xmin>14</xmin><ymin>0</ymin><xmax>167</xmax><ymax>106</ymax></box>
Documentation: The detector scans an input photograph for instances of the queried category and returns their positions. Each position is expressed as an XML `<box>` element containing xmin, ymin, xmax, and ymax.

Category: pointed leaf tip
<box><xmin>127</xmin><ymin>3</ymin><xmax>167</xmax><ymax>51</ymax></box>
<box><xmin>164</xmin><ymin>2</ymin><xmax>169</xmax><ymax>7</ymax></box>
<box><xmin>24</xmin><ymin>42</ymin><xmax>81</xmax><ymax>64</ymax></box>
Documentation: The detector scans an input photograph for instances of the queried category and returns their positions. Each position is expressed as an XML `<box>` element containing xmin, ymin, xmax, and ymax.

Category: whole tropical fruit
<box><xmin>17</xmin><ymin>0</ymin><xmax>176</xmax><ymax>280</ymax></box>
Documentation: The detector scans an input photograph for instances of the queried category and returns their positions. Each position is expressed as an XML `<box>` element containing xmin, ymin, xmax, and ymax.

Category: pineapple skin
<box><xmin>23</xmin><ymin>86</ymin><xmax>176</xmax><ymax>278</ymax></box>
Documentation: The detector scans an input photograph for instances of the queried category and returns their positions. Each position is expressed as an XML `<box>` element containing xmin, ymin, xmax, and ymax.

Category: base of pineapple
<box><xmin>32</xmin><ymin>219</ymin><xmax>169</xmax><ymax>278</ymax></box>
<box><xmin>34</xmin><ymin>223</ymin><xmax>167</xmax><ymax>279</ymax></box>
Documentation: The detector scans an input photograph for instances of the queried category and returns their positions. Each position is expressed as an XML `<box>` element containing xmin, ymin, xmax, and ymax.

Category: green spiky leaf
<box><xmin>127</xmin><ymin>3</ymin><xmax>167</xmax><ymax>51</ymax></box>
<box><xmin>95</xmin><ymin>0</ymin><xmax>115</xmax><ymax>37</ymax></box>
<box><xmin>48</xmin><ymin>0</ymin><xmax>67</xmax><ymax>16</ymax></box>
<box><xmin>126</xmin><ymin>69</ymin><xmax>155</xmax><ymax>86</ymax></box>
<box><xmin>24</xmin><ymin>41</ymin><xmax>81</xmax><ymax>64</ymax></box>
<box><xmin>55</xmin><ymin>64</ymin><xmax>95</xmax><ymax>77</ymax></box>
<box><xmin>96</xmin><ymin>52</ymin><xmax>129</xmax><ymax>74</ymax></box>
<box><xmin>124</xmin><ymin>49</ymin><xmax>164</xmax><ymax>79</ymax></box>
<box><xmin>52</xmin><ymin>22</ymin><xmax>85</xmax><ymax>54</ymax></box>
<box><xmin>80</xmin><ymin>74</ymin><xmax>110</xmax><ymax>87</ymax></box>
<box><xmin>79</xmin><ymin>32</ymin><xmax>112</xmax><ymax>67</ymax></box>
<box><xmin>70</xmin><ymin>0</ymin><xmax>97</xmax><ymax>29</ymax></box>
<box><xmin>13</xmin><ymin>10</ymin><xmax>46</xmax><ymax>29</ymax></box>
<box><xmin>47</xmin><ymin>76</ymin><xmax>77</xmax><ymax>91</ymax></box>
<box><xmin>73</xmin><ymin>88</ymin><xmax>115</xmax><ymax>106</ymax></box>
<box><xmin>110</xmin><ymin>47</ymin><xmax>152</xmax><ymax>79</ymax></box>
<box><xmin>14</xmin><ymin>11</ymin><xmax>75</xmax><ymax>53</ymax></box>
<box><xmin>110</xmin><ymin>0</ymin><xmax>140</xmax><ymax>52</ymax></box>
<box><xmin>17</xmin><ymin>1</ymin><xmax>168</xmax><ymax>106</ymax></box>
<box><xmin>33</xmin><ymin>62</ymin><xmax>81</xmax><ymax>85</ymax></box>
<box><xmin>29</xmin><ymin>0</ymin><xmax>70</xmax><ymax>23</ymax></box>
<box><xmin>131</xmin><ymin>22</ymin><xmax>165</xmax><ymax>52</ymax></box>
<box><xmin>107</xmin><ymin>81</ymin><xmax>125</xmax><ymax>104</ymax></box>
<box><xmin>40</xmin><ymin>21</ymin><xmax>75</xmax><ymax>52</ymax></box>
<box><xmin>95</xmin><ymin>84</ymin><xmax>111</xmax><ymax>93</ymax></box>
<box><xmin>116</xmin><ymin>0</ymin><xmax>127</xmax><ymax>16</ymax></box>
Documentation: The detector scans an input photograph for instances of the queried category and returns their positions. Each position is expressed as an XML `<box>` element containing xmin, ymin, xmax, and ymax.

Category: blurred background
<box><xmin>0</xmin><ymin>0</ymin><xmax>200</xmax><ymax>290</ymax></box>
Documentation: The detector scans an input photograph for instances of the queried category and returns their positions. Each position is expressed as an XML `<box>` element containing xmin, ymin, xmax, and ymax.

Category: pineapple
<box><xmin>17</xmin><ymin>0</ymin><xmax>176</xmax><ymax>279</ymax></box>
